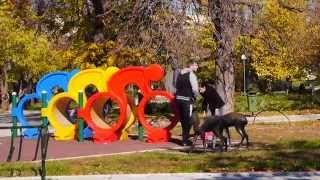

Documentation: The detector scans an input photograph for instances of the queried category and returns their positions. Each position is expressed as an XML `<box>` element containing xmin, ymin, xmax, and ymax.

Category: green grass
<box><xmin>25</xmin><ymin>103</ymin><xmax>41</xmax><ymax>110</ymax></box>
<box><xmin>22</xmin><ymin>93</ymin><xmax>320</xmax><ymax>114</ymax></box>
<box><xmin>0</xmin><ymin>121</ymin><xmax>320</xmax><ymax>177</ymax></box>
<box><xmin>235</xmin><ymin>93</ymin><xmax>320</xmax><ymax>113</ymax></box>
<box><xmin>0</xmin><ymin>140</ymin><xmax>319</xmax><ymax>177</ymax></box>
<box><xmin>275</xmin><ymin>140</ymin><xmax>320</xmax><ymax>150</ymax></box>
<box><xmin>2</xmin><ymin>93</ymin><xmax>320</xmax><ymax>177</ymax></box>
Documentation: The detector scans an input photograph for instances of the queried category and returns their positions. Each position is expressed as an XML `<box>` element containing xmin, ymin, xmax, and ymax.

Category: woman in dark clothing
<box><xmin>200</xmin><ymin>80</ymin><xmax>225</xmax><ymax>116</ymax></box>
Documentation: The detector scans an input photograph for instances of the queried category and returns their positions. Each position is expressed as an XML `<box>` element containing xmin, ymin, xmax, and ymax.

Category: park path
<box><xmin>0</xmin><ymin>136</ymin><xmax>181</xmax><ymax>162</ymax></box>
<box><xmin>0</xmin><ymin>110</ymin><xmax>180</xmax><ymax>162</ymax></box>
<box><xmin>1</xmin><ymin>112</ymin><xmax>319</xmax><ymax>138</ymax></box>
<box><xmin>1</xmin><ymin>172</ymin><xmax>320</xmax><ymax>180</ymax></box>
<box><xmin>247</xmin><ymin>113</ymin><xmax>320</xmax><ymax>123</ymax></box>
<box><xmin>0</xmin><ymin>110</ymin><xmax>319</xmax><ymax>162</ymax></box>
<box><xmin>0</xmin><ymin>111</ymin><xmax>319</xmax><ymax>179</ymax></box>
<box><xmin>1</xmin><ymin>110</ymin><xmax>320</xmax><ymax>138</ymax></box>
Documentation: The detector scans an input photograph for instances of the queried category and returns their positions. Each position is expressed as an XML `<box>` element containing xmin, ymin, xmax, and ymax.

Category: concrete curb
<box><xmin>1</xmin><ymin>172</ymin><xmax>320</xmax><ymax>180</ymax></box>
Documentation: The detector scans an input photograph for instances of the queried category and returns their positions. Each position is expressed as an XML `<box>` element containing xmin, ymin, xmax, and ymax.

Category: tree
<box><xmin>207</xmin><ymin>0</ymin><xmax>244</xmax><ymax>113</ymax></box>
<box><xmin>27</xmin><ymin>0</ymin><xmax>214</xmax><ymax>69</ymax></box>
<box><xmin>237</xmin><ymin>0</ymin><xmax>320</xmax><ymax>82</ymax></box>
<box><xmin>0</xmin><ymin>2</ymin><xmax>63</xmax><ymax>109</ymax></box>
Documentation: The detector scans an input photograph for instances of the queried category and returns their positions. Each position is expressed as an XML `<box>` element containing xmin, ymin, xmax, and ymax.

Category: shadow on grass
<box><xmin>0</xmin><ymin>140</ymin><xmax>319</xmax><ymax>176</ymax></box>
<box><xmin>190</xmin><ymin>140</ymin><xmax>320</xmax><ymax>172</ymax></box>
<box><xmin>273</xmin><ymin>140</ymin><xmax>320</xmax><ymax>150</ymax></box>
<box><xmin>193</xmin><ymin>172</ymin><xmax>320</xmax><ymax>180</ymax></box>
<box><xmin>169</xmin><ymin>137</ymin><xmax>182</xmax><ymax>146</ymax></box>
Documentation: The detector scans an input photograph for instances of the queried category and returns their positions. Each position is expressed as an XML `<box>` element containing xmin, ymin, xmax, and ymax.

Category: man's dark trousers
<box><xmin>176</xmin><ymin>99</ymin><xmax>193</xmax><ymax>144</ymax></box>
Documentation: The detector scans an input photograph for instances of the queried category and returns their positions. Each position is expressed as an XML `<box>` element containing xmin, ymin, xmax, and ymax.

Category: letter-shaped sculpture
<box><xmin>42</xmin><ymin>67</ymin><xmax>122</xmax><ymax>140</ymax></box>
<box><xmin>79</xmin><ymin>64</ymin><xmax>179</xmax><ymax>143</ymax></box>
<box><xmin>11</xmin><ymin>70</ymin><xmax>79</xmax><ymax>138</ymax></box>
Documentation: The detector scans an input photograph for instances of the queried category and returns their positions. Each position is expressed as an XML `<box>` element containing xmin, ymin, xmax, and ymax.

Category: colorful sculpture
<box><xmin>42</xmin><ymin>67</ymin><xmax>121</xmax><ymax>140</ymax></box>
<box><xmin>13</xmin><ymin>64</ymin><xmax>178</xmax><ymax>143</ymax></box>
<box><xmin>79</xmin><ymin>64</ymin><xmax>179</xmax><ymax>143</ymax></box>
<box><xmin>11</xmin><ymin>70</ymin><xmax>79</xmax><ymax>138</ymax></box>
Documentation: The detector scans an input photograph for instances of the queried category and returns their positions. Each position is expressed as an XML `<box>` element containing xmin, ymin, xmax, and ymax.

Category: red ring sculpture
<box><xmin>78</xmin><ymin>91</ymin><xmax>126</xmax><ymax>142</ymax></box>
<box><xmin>78</xmin><ymin>64</ymin><xmax>179</xmax><ymax>143</ymax></box>
<box><xmin>137</xmin><ymin>90</ymin><xmax>179</xmax><ymax>142</ymax></box>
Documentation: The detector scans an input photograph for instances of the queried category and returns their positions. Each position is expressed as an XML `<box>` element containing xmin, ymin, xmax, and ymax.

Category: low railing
<box><xmin>0</xmin><ymin>125</ymin><xmax>49</xmax><ymax>180</ymax></box>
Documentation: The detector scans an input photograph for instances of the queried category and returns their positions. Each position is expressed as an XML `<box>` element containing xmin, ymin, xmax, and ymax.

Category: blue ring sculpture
<box><xmin>11</xmin><ymin>70</ymin><xmax>81</xmax><ymax>138</ymax></box>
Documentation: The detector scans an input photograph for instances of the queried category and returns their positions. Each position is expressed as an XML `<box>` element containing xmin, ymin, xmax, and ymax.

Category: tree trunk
<box><xmin>27</xmin><ymin>79</ymin><xmax>34</xmax><ymax>105</ymax></box>
<box><xmin>0</xmin><ymin>76</ymin><xmax>2</xmax><ymax>108</ymax></box>
<box><xmin>1</xmin><ymin>63</ymin><xmax>10</xmax><ymax>110</ymax></box>
<box><xmin>209</xmin><ymin>0</ymin><xmax>241</xmax><ymax>114</ymax></box>
<box><xmin>85</xmin><ymin>0</ymin><xmax>105</xmax><ymax>43</ymax></box>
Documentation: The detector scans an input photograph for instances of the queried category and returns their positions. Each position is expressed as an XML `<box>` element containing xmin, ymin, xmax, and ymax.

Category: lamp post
<box><xmin>241</xmin><ymin>54</ymin><xmax>247</xmax><ymax>95</ymax></box>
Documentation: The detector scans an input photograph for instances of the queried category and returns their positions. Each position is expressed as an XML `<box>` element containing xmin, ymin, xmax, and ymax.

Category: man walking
<box><xmin>175</xmin><ymin>61</ymin><xmax>200</xmax><ymax>146</ymax></box>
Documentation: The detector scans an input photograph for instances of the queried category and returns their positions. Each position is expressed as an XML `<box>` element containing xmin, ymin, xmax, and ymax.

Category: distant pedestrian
<box><xmin>284</xmin><ymin>76</ymin><xmax>292</xmax><ymax>95</ymax></box>
<box><xmin>299</xmin><ymin>83</ymin><xmax>306</xmax><ymax>94</ymax></box>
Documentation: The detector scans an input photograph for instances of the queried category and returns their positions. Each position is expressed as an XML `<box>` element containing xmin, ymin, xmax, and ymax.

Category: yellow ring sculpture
<box><xmin>42</xmin><ymin>67</ymin><xmax>135</xmax><ymax>140</ymax></box>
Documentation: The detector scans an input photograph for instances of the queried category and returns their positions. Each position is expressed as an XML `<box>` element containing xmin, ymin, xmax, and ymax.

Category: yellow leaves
<box><xmin>0</xmin><ymin>0</ymin><xmax>14</xmax><ymax>17</ymax></box>
<box><xmin>107</xmin><ymin>54</ymin><xmax>116</xmax><ymax>66</ymax></box>
<box><xmin>252</xmin><ymin>55</ymin><xmax>289</xmax><ymax>79</ymax></box>
<box><xmin>262</xmin><ymin>0</ymin><xmax>305</xmax><ymax>37</ymax></box>
<box><xmin>250</xmin><ymin>35</ymin><xmax>300</xmax><ymax>79</ymax></box>
<box><xmin>240</xmin><ymin>0</ymin><xmax>317</xmax><ymax>81</ymax></box>
<box><xmin>104</xmin><ymin>40</ymin><xmax>117</xmax><ymax>50</ymax></box>
<box><xmin>88</xmin><ymin>43</ymin><xmax>99</xmax><ymax>51</ymax></box>
<box><xmin>62</xmin><ymin>50</ymin><xmax>76</xmax><ymax>61</ymax></box>
<box><xmin>67</xmin><ymin>40</ymin><xmax>157</xmax><ymax>69</ymax></box>
<box><xmin>195</xmin><ymin>24</ymin><xmax>216</xmax><ymax>51</ymax></box>
<box><xmin>114</xmin><ymin>47</ymin><xmax>155</xmax><ymax>66</ymax></box>
<box><xmin>0</xmin><ymin>12</ymin><xmax>63</xmax><ymax>80</ymax></box>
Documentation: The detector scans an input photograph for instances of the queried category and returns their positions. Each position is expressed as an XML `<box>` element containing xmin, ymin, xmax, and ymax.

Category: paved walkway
<box><xmin>1</xmin><ymin>111</ymin><xmax>319</xmax><ymax>138</ymax></box>
<box><xmin>0</xmin><ymin>111</ymin><xmax>41</xmax><ymax>138</ymax></box>
<box><xmin>0</xmin><ymin>111</ymin><xmax>319</xmax><ymax>162</ymax></box>
<box><xmin>247</xmin><ymin>113</ymin><xmax>320</xmax><ymax>123</ymax></box>
<box><xmin>1</xmin><ymin>111</ymin><xmax>320</xmax><ymax>179</ymax></box>
<box><xmin>1</xmin><ymin>172</ymin><xmax>320</xmax><ymax>180</ymax></box>
<box><xmin>0</xmin><ymin>136</ymin><xmax>181</xmax><ymax>162</ymax></box>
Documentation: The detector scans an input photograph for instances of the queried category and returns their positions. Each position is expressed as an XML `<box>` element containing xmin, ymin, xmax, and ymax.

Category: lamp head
<box><xmin>241</xmin><ymin>54</ymin><xmax>247</xmax><ymax>60</ymax></box>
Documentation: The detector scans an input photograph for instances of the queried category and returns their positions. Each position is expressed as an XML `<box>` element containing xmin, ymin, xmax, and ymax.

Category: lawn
<box><xmin>235</xmin><ymin>93</ymin><xmax>320</xmax><ymax>113</ymax></box>
<box><xmin>0</xmin><ymin>120</ymin><xmax>319</xmax><ymax>177</ymax></box>
<box><xmin>24</xmin><ymin>93</ymin><xmax>320</xmax><ymax>114</ymax></box>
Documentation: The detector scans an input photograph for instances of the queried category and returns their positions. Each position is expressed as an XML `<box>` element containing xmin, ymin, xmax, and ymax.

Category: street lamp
<box><xmin>241</xmin><ymin>54</ymin><xmax>247</xmax><ymax>95</ymax></box>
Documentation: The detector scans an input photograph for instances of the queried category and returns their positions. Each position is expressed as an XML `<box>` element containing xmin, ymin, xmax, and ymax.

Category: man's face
<box><xmin>190</xmin><ymin>63</ymin><xmax>199</xmax><ymax>72</ymax></box>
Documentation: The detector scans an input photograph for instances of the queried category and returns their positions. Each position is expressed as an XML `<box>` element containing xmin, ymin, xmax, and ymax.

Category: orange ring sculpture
<box><xmin>79</xmin><ymin>64</ymin><xmax>179</xmax><ymax>143</ymax></box>
<box><xmin>137</xmin><ymin>90</ymin><xmax>179</xmax><ymax>142</ymax></box>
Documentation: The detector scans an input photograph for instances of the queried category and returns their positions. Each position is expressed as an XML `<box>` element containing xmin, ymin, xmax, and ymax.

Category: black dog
<box><xmin>192</xmin><ymin>112</ymin><xmax>249</xmax><ymax>152</ymax></box>
<box><xmin>192</xmin><ymin>114</ymin><xmax>228</xmax><ymax>151</ymax></box>
<box><xmin>200</xmin><ymin>80</ymin><xmax>249</xmax><ymax>145</ymax></box>
<box><xmin>219</xmin><ymin>112</ymin><xmax>249</xmax><ymax>146</ymax></box>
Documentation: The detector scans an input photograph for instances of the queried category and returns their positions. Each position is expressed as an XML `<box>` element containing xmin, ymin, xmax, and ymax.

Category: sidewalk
<box><xmin>0</xmin><ymin>112</ymin><xmax>319</xmax><ymax>179</ymax></box>
<box><xmin>1</xmin><ymin>112</ymin><xmax>320</xmax><ymax>138</ymax></box>
<box><xmin>247</xmin><ymin>113</ymin><xmax>320</xmax><ymax>123</ymax></box>
<box><xmin>1</xmin><ymin>172</ymin><xmax>320</xmax><ymax>180</ymax></box>
<box><xmin>0</xmin><ymin>136</ymin><xmax>181</xmax><ymax>162</ymax></box>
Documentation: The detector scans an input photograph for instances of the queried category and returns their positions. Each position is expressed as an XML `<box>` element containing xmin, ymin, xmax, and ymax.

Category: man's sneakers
<box><xmin>182</xmin><ymin>140</ymin><xmax>193</xmax><ymax>147</ymax></box>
